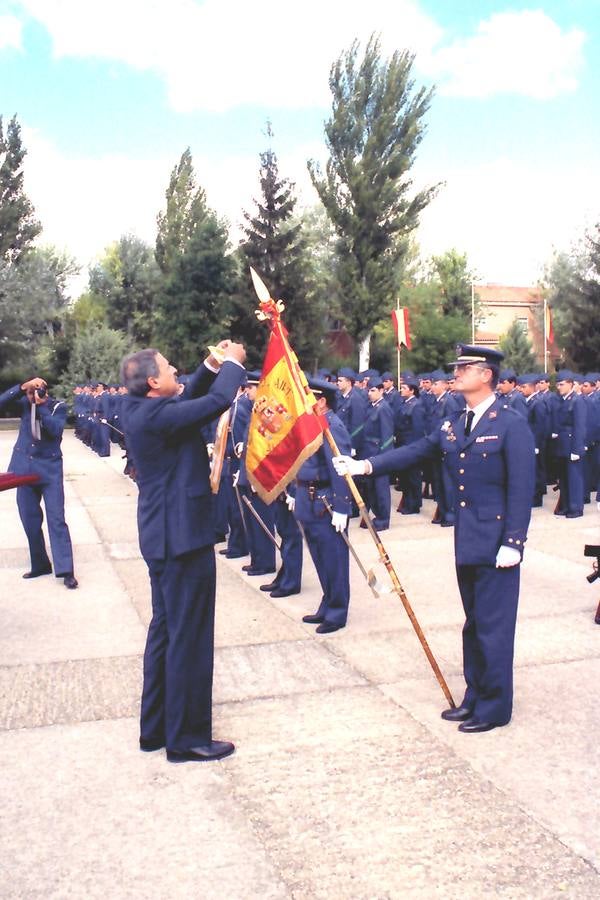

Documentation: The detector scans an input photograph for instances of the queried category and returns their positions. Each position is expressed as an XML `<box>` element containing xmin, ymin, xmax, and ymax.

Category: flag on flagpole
<box><xmin>391</xmin><ymin>308</ymin><xmax>411</xmax><ymax>350</ymax></box>
<box><xmin>246</xmin><ymin>274</ymin><xmax>323</xmax><ymax>503</ymax></box>
<box><xmin>545</xmin><ymin>303</ymin><xmax>554</xmax><ymax>347</ymax></box>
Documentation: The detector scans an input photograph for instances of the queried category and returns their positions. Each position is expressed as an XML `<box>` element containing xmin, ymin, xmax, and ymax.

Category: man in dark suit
<box><xmin>120</xmin><ymin>341</ymin><xmax>246</xmax><ymax>763</ymax></box>
<box><xmin>333</xmin><ymin>345</ymin><xmax>535</xmax><ymax>733</ymax></box>
<box><xmin>0</xmin><ymin>377</ymin><xmax>78</xmax><ymax>588</ymax></box>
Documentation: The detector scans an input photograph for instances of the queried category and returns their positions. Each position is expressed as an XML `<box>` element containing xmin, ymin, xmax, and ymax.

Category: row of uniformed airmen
<box><xmin>72</xmin><ymin>382</ymin><xmax>128</xmax><ymax>458</ymax></box>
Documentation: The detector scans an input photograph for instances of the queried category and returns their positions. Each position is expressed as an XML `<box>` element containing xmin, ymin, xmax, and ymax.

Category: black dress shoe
<box><xmin>302</xmin><ymin>614</ymin><xmax>324</xmax><ymax>624</ymax></box>
<box><xmin>23</xmin><ymin>566</ymin><xmax>52</xmax><ymax>579</ymax></box>
<box><xmin>241</xmin><ymin>564</ymin><xmax>253</xmax><ymax>571</ymax></box>
<box><xmin>260</xmin><ymin>581</ymin><xmax>278</xmax><ymax>592</ymax></box>
<box><xmin>458</xmin><ymin>719</ymin><xmax>504</xmax><ymax>733</ymax></box>
<box><xmin>218</xmin><ymin>548</ymin><xmax>229</xmax><ymax>555</ymax></box>
<box><xmin>316</xmin><ymin>621</ymin><xmax>344</xmax><ymax>634</ymax></box>
<box><xmin>63</xmin><ymin>575</ymin><xmax>79</xmax><ymax>589</ymax></box>
<box><xmin>214</xmin><ymin>533</ymin><xmax>227</xmax><ymax>543</ymax></box>
<box><xmin>225</xmin><ymin>552</ymin><xmax>247</xmax><ymax>559</ymax></box>
<box><xmin>140</xmin><ymin>738</ymin><xmax>165</xmax><ymax>751</ymax></box>
<box><xmin>246</xmin><ymin>567</ymin><xmax>276</xmax><ymax>576</ymax></box>
<box><xmin>566</xmin><ymin>511</ymin><xmax>583</xmax><ymax>518</ymax></box>
<box><xmin>441</xmin><ymin>705</ymin><xmax>473</xmax><ymax>722</ymax></box>
<box><xmin>270</xmin><ymin>588</ymin><xmax>300</xmax><ymax>598</ymax></box>
<box><xmin>166</xmin><ymin>740</ymin><xmax>235</xmax><ymax>763</ymax></box>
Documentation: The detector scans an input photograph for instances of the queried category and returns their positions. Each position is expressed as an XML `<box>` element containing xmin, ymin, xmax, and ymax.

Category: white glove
<box><xmin>551</xmin><ymin>433</ymin><xmax>558</xmax><ymax>439</ymax></box>
<box><xmin>331</xmin><ymin>511</ymin><xmax>348</xmax><ymax>532</ymax></box>
<box><xmin>570</xmin><ymin>453</ymin><xmax>580</xmax><ymax>461</ymax></box>
<box><xmin>534</xmin><ymin>448</ymin><xmax>539</xmax><ymax>455</ymax></box>
<box><xmin>285</xmin><ymin>494</ymin><xmax>295</xmax><ymax>512</ymax></box>
<box><xmin>495</xmin><ymin>545</ymin><xmax>521</xmax><ymax>568</ymax></box>
<box><xmin>597</xmin><ymin>501</ymin><xmax>600</xmax><ymax>512</ymax></box>
<box><xmin>332</xmin><ymin>455</ymin><xmax>367</xmax><ymax>477</ymax></box>
<box><xmin>232</xmin><ymin>471</ymin><xmax>240</xmax><ymax>487</ymax></box>
<box><xmin>206</xmin><ymin>442</ymin><xmax>214</xmax><ymax>458</ymax></box>
<box><xmin>235</xmin><ymin>441</ymin><xmax>244</xmax><ymax>458</ymax></box>
<box><xmin>350</xmin><ymin>448</ymin><xmax>356</xmax><ymax>457</ymax></box>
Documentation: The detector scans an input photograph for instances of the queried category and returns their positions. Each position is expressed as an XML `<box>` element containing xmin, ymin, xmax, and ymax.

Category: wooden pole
<box><xmin>323</xmin><ymin>427</ymin><xmax>456</xmax><ymax>708</ymax></box>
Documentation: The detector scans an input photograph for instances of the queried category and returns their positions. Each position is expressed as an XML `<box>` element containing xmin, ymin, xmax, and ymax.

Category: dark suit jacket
<box><xmin>121</xmin><ymin>361</ymin><xmax>246</xmax><ymax>561</ymax></box>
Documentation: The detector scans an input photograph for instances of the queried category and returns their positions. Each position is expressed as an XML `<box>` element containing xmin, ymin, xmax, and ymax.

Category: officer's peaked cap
<box><xmin>450</xmin><ymin>344</ymin><xmax>504</xmax><ymax>369</ymax></box>
<box><xmin>246</xmin><ymin>370</ymin><xmax>261</xmax><ymax>385</ymax></box>
<box><xmin>309</xmin><ymin>377</ymin><xmax>340</xmax><ymax>411</ymax></box>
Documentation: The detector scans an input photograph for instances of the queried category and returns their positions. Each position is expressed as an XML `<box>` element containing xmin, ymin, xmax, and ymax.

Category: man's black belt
<box><xmin>297</xmin><ymin>479</ymin><xmax>330</xmax><ymax>489</ymax></box>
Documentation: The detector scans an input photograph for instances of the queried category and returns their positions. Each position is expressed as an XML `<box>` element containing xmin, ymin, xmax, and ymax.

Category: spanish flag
<box><xmin>246</xmin><ymin>286</ymin><xmax>323</xmax><ymax>504</ymax></box>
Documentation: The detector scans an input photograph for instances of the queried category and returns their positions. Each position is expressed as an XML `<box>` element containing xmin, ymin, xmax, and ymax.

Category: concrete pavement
<box><xmin>1</xmin><ymin>430</ymin><xmax>599</xmax><ymax>898</ymax></box>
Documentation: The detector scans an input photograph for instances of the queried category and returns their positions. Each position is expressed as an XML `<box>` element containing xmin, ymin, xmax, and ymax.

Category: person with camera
<box><xmin>0</xmin><ymin>377</ymin><xmax>78</xmax><ymax>589</ymax></box>
<box><xmin>120</xmin><ymin>340</ymin><xmax>247</xmax><ymax>763</ymax></box>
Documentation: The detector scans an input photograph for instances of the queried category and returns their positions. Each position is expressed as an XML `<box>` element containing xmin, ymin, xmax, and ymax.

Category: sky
<box><xmin>1</xmin><ymin>0</ymin><xmax>599</xmax><ymax>295</ymax></box>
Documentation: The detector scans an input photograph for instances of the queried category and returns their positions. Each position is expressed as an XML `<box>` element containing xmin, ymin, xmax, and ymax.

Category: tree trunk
<box><xmin>358</xmin><ymin>333</ymin><xmax>370</xmax><ymax>371</ymax></box>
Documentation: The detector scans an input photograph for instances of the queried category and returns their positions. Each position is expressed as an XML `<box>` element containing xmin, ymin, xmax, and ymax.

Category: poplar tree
<box><xmin>499</xmin><ymin>319</ymin><xmax>537</xmax><ymax>372</ymax></box>
<box><xmin>0</xmin><ymin>114</ymin><xmax>41</xmax><ymax>263</ymax></box>
<box><xmin>308</xmin><ymin>35</ymin><xmax>437</xmax><ymax>366</ymax></box>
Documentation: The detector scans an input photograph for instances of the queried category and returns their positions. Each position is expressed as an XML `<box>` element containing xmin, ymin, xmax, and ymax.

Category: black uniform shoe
<box><xmin>260</xmin><ymin>581</ymin><xmax>278</xmax><ymax>592</ymax></box>
<box><xmin>140</xmin><ymin>738</ymin><xmax>165</xmax><ymax>751</ymax></box>
<box><xmin>315</xmin><ymin>622</ymin><xmax>344</xmax><ymax>634</ymax></box>
<box><xmin>23</xmin><ymin>566</ymin><xmax>52</xmax><ymax>579</ymax></box>
<box><xmin>245</xmin><ymin>567</ymin><xmax>276</xmax><ymax>576</ymax></box>
<box><xmin>270</xmin><ymin>588</ymin><xmax>300</xmax><ymax>598</ymax></box>
<box><xmin>302</xmin><ymin>614</ymin><xmax>324</xmax><ymax>624</ymax></box>
<box><xmin>458</xmin><ymin>719</ymin><xmax>504</xmax><ymax>733</ymax></box>
<box><xmin>63</xmin><ymin>575</ymin><xmax>79</xmax><ymax>589</ymax></box>
<box><xmin>441</xmin><ymin>705</ymin><xmax>473</xmax><ymax>722</ymax></box>
<box><xmin>167</xmin><ymin>740</ymin><xmax>235</xmax><ymax>763</ymax></box>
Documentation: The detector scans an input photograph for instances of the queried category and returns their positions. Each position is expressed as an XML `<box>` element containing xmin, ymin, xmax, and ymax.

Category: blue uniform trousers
<box><xmin>223</xmin><ymin>474</ymin><xmax>249</xmax><ymax>557</ymax></box>
<box><xmin>303</xmin><ymin>517</ymin><xmax>349</xmax><ymax>627</ymax></box>
<box><xmin>272</xmin><ymin>499</ymin><xmax>302</xmax><ymax>592</ymax></box>
<box><xmin>241</xmin><ymin>487</ymin><xmax>276</xmax><ymax>572</ymax></box>
<box><xmin>141</xmin><ymin>547</ymin><xmax>216</xmax><ymax>750</ymax></box>
<box><xmin>397</xmin><ymin>464</ymin><xmax>422</xmax><ymax>513</ymax></box>
<box><xmin>16</xmin><ymin>462</ymin><xmax>74</xmax><ymax>576</ymax></box>
<box><xmin>555</xmin><ymin>457</ymin><xmax>584</xmax><ymax>515</ymax></box>
<box><xmin>456</xmin><ymin>563</ymin><xmax>520</xmax><ymax>725</ymax></box>
<box><xmin>366</xmin><ymin>473</ymin><xmax>391</xmax><ymax>529</ymax></box>
<box><xmin>213</xmin><ymin>476</ymin><xmax>229</xmax><ymax>540</ymax></box>
<box><xmin>431</xmin><ymin>457</ymin><xmax>455</xmax><ymax>525</ymax></box>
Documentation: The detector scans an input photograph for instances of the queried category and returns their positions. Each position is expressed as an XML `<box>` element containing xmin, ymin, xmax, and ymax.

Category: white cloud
<box><xmin>415</xmin><ymin>156</ymin><xmax>600</xmax><ymax>284</ymax></box>
<box><xmin>18</xmin><ymin>0</ymin><xmax>441</xmax><ymax>111</ymax></box>
<box><xmin>0</xmin><ymin>13</ymin><xmax>22</xmax><ymax>50</ymax></box>
<box><xmin>429</xmin><ymin>10</ymin><xmax>585</xmax><ymax>99</ymax></box>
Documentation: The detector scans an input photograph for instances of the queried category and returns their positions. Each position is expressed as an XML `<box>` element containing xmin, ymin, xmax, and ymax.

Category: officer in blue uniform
<box><xmin>498</xmin><ymin>369</ymin><xmax>528</xmax><ymax>417</ymax></box>
<box><xmin>360</xmin><ymin>376</ymin><xmax>394</xmax><ymax>529</ymax></box>
<box><xmin>260</xmin><ymin>488</ymin><xmax>303</xmax><ymax>598</ymax></box>
<box><xmin>518</xmin><ymin>374</ymin><xmax>550</xmax><ymax>507</ymax></box>
<box><xmin>334</xmin><ymin>345</ymin><xmax>535</xmax><ymax>732</ymax></box>
<box><xmin>336</xmin><ymin>367</ymin><xmax>367</xmax><ymax>456</ymax></box>
<box><xmin>429</xmin><ymin>370</ymin><xmax>463</xmax><ymax>526</ymax></box>
<box><xmin>120</xmin><ymin>341</ymin><xmax>247</xmax><ymax>763</ymax></box>
<box><xmin>0</xmin><ymin>377</ymin><xmax>78</xmax><ymax>588</ymax></box>
<box><xmin>218</xmin><ymin>381</ymin><xmax>252</xmax><ymax>560</ymax></box>
<box><xmin>394</xmin><ymin>374</ymin><xmax>426</xmax><ymax>514</ymax></box>
<box><xmin>296</xmin><ymin>378</ymin><xmax>352</xmax><ymax>634</ymax></box>
<box><xmin>551</xmin><ymin>370</ymin><xmax>586</xmax><ymax>517</ymax></box>
<box><xmin>581</xmin><ymin>374</ymin><xmax>600</xmax><ymax>503</ymax></box>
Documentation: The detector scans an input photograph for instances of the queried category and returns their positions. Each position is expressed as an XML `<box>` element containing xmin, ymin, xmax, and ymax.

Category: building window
<box><xmin>517</xmin><ymin>317</ymin><xmax>528</xmax><ymax>335</ymax></box>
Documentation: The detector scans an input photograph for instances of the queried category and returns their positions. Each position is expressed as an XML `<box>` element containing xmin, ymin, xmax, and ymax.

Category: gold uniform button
<box><xmin>496</xmin><ymin>515</ymin><xmax>502</xmax><ymax>520</ymax></box>
<box><xmin>460</xmin><ymin>452</ymin><xmax>466</xmax><ymax>459</ymax></box>
<box><xmin>508</xmin><ymin>538</ymin><xmax>514</xmax><ymax>543</ymax></box>
<box><xmin>459</xmin><ymin>485</ymin><xmax>465</xmax><ymax>491</ymax></box>
<box><xmin>516</xmin><ymin>540</ymin><xmax>521</xmax><ymax>545</ymax></box>
<box><xmin>460</xmin><ymin>501</ymin><xmax>466</xmax><ymax>507</ymax></box>
<box><xmin>459</xmin><ymin>468</ymin><xmax>464</xmax><ymax>474</ymax></box>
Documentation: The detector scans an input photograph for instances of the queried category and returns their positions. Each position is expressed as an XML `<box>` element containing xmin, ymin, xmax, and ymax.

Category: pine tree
<box><xmin>0</xmin><ymin>115</ymin><xmax>41</xmax><ymax>263</ymax></box>
<box><xmin>231</xmin><ymin>126</ymin><xmax>327</xmax><ymax>369</ymax></box>
<box><xmin>153</xmin><ymin>149</ymin><xmax>234</xmax><ymax>369</ymax></box>
<box><xmin>499</xmin><ymin>319</ymin><xmax>536</xmax><ymax>373</ymax></box>
<box><xmin>308</xmin><ymin>35</ymin><xmax>437</xmax><ymax>365</ymax></box>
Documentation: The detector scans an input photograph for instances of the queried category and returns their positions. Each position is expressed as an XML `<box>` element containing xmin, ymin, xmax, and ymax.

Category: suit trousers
<box><xmin>303</xmin><ymin>517</ymin><xmax>349</xmax><ymax>627</ymax></box>
<box><xmin>141</xmin><ymin>547</ymin><xmax>216</xmax><ymax>750</ymax></box>
<box><xmin>16</xmin><ymin>475</ymin><xmax>74</xmax><ymax>575</ymax></box>
<box><xmin>273</xmin><ymin>500</ymin><xmax>302</xmax><ymax>591</ymax></box>
<box><xmin>556</xmin><ymin>456</ymin><xmax>584</xmax><ymax>514</ymax></box>
<box><xmin>456</xmin><ymin>563</ymin><xmax>520</xmax><ymax>725</ymax></box>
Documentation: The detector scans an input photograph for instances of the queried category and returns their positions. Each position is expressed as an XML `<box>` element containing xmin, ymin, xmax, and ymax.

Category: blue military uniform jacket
<box><xmin>524</xmin><ymin>392</ymin><xmax>549</xmax><ymax>450</ymax></box>
<box><xmin>121</xmin><ymin>361</ymin><xmax>245</xmax><ymax>561</ymax></box>
<box><xmin>361</xmin><ymin>398</ymin><xmax>394</xmax><ymax>459</ymax></box>
<box><xmin>394</xmin><ymin>395</ymin><xmax>426</xmax><ymax>445</ymax></box>
<box><xmin>337</xmin><ymin>387</ymin><xmax>367</xmax><ymax>455</ymax></box>
<box><xmin>295</xmin><ymin>411</ymin><xmax>352</xmax><ymax>521</ymax></box>
<box><xmin>371</xmin><ymin>398</ymin><xmax>535</xmax><ymax>566</ymax></box>
<box><xmin>553</xmin><ymin>391</ymin><xmax>586</xmax><ymax>457</ymax></box>
<box><xmin>0</xmin><ymin>385</ymin><xmax>68</xmax><ymax>472</ymax></box>
<box><xmin>502</xmin><ymin>389</ymin><xmax>528</xmax><ymax>418</ymax></box>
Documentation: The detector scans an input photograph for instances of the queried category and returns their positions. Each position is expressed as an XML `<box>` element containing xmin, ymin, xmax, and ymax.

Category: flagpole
<box><xmin>322</xmin><ymin>426</ymin><xmax>456</xmax><ymax>709</ymax></box>
<box><xmin>471</xmin><ymin>282</ymin><xmax>475</xmax><ymax>343</ymax></box>
<box><xmin>543</xmin><ymin>296</ymin><xmax>548</xmax><ymax>373</ymax></box>
<box><xmin>396</xmin><ymin>299</ymin><xmax>401</xmax><ymax>387</ymax></box>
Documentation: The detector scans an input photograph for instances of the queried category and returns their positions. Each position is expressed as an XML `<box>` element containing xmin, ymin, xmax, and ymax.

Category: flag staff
<box><xmin>543</xmin><ymin>296</ymin><xmax>548</xmax><ymax>373</ymax></box>
<box><xmin>250</xmin><ymin>268</ymin><xmax>456</xmax><ymax>709</ymax></box>
<box><xmin>396</xmin><ymin>298</ymin><xmax>401</xmax><ymax>388</ymax></box>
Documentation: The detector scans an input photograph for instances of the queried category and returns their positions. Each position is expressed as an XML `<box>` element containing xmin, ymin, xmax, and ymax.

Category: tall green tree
<box><xmin>154</xmin><ymin>150</ymin><xmax>234</xmax><ymax>369</ymax></box>
<box><xmin>89</xmin><ymin>234</ymin><xmax>161</xmax><ymax>346</ymax></box>
<box><xmin>499</xmin><ymin>319</ymin><xmax>536</xmax><ymax>372</ymax></box>
<box><xmin>58</xmin><ymin>323</ymin><xmax>130</xmax><ymax>395</ymax></box>
<box><xmin>232</xmin><ymin>127</ymin><xmax>327</xmax><ymax>369</ymax></box>
<box><xmin>0</xmin><ymin>114</ymin><xmax>41</xmax><ymax>263</ymax></box>
<box><xmin>308</xmin><ymin>35</ymin><xmax>437</xmax><ymax>366</ymax></box>
<box><xmin>430</xmin><ymin>249</ymin><xmax>476</xmax><ymax>318</ymax></box>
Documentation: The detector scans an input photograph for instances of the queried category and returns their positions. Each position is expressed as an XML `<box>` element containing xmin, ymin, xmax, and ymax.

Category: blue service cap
<box><xmin>556</xmin><ymin>369</ymin><xmax>575</xmax><ymax>382</ymax></box>
<box><xmin>309</xmin><ymin>377</ymin><xmax>340</xmax><ymax>411</ymax></box>
<box><xmin>517</xmin><ymin>373</ymin><xmax>538</xmax><ymax>386</ymax></box>
<box><xmin>499</xmin><ymin>369</ymin><xmax>517</xmax><ymax>382</ymax></box>
<box><xmin>337</xmin><ymin>367</ymin><xmax>357</xmax><ymax>381</ymax></box>
<box><xmin>419</xmin><ymin>373</ymin><xmax>433</xmax><ymax>381</ymax></box>
<box><xmin>534</xmin><ymin>373</ymin><xmax>550</xmax><ymax>382</ymax></box>
<box><xmin>400</xmin><ymin>370</ymin><xmax>415</xmax><ymax>378</ymax></box>
<box><xmin>573</xmin><ymin>373</ymin><xmax>584</xmax><ymax>383</ymax></box>
<box><xmin>365</xmin><ymin>369</ymin><xmax>380</xmax><ymax>380</ymax></box>
<box><xmin>585</xmin><ymin>372</ymin><xmax>600</xmax><ymax>382</ymax></box>
<box><xmin>402</xmin><ymin>374</ymin><xmax>420</xmax><ymax>389</ymax></box>
<box><xmin>317</xmin><ymin>367</ymin><xmax>332</xmax><ymax>378</ymax></box>
<box><xmin>430</xmin><ymin>369</ymin><xmax>447</xmax><ymax>382</ymax></box>
<box><xmin>449</xmin><ymin>344</ymin><xmax>504</xmax><ymax>369</ymax></box>
<box><xmin>381</xmin><ymin>371</ymin><xmax>394</xmax><ymax>382</ymax></box>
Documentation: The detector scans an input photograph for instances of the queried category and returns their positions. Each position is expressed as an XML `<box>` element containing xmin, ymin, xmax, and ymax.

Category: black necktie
<box><xmin>464</xmin><ymin>410</ymin><xmax>475</xmax><ymax>436</ymax></box>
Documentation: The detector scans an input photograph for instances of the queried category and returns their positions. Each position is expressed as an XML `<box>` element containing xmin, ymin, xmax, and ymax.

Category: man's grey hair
<box><xmin>120</xmin><ymin>349</ymin><xmax>160</xmax><ymax>397</ymax></box>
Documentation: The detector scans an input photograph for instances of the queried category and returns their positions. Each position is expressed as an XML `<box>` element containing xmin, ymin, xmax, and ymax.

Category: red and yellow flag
<box><xmin>391</xmin><ymin>308</ymin><xmax>411</xmax><ymax>350</ymax></box>
<box><xmin>246</xmin><ymin>276</ymin><xmax>323</xmax><ymax>503</ymax></box>
<box><xmin>545</xmin><ymin>303</ymin><xmax>554</xmax><ymax>347</ymax></box>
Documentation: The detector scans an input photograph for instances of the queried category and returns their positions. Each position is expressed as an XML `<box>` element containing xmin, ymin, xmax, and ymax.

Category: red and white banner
<box><xmin>391</xmin><ymin>308</ymin><xmax>411</xmax><ymax>350</ymax></box>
